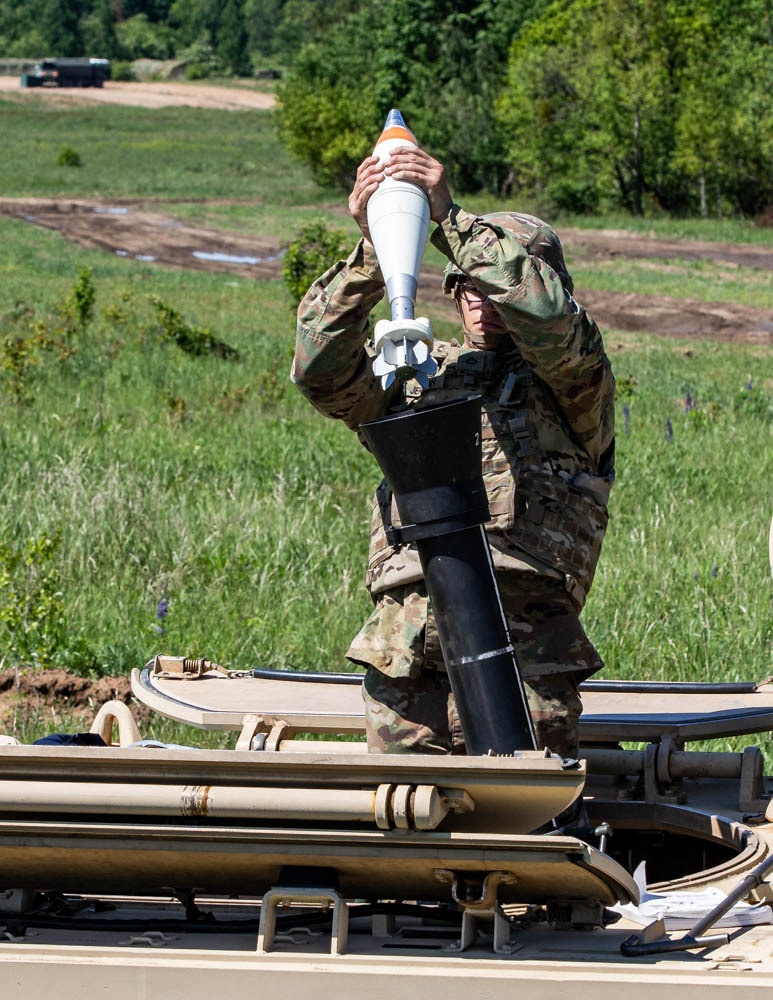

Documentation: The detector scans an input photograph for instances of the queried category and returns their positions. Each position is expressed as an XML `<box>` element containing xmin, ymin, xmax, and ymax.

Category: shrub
<box><xmin>110</xmin><ymin>61</ymin><xmax>137</xmax><ymax>82</ymax></box>
<box><xmin>0</xmin><ymin>534</ymin><xmax>65</xmax><ymax>668</ymax></box>
<box><xmin>0</xmin><ymin>333</ymin><xmax>39</xmax><ymax>405</ymax></box>
<box><xmin>56</xmin><ymin>146</ymin><xmax>82</xmax><ymax>168</ymax></box>
<box><xmin>59</xmin><ymin>266</ymin><xmax>96</xmax><ymax>336</ymax></box>
<box><xmin>282</xmin><ymin>218</ymin><xmax>350</xmax><ymax>304</ymax></box>
<box><xmin>152</xmin><ymin>299</ymin><xmax>240</xmax><ymax>359</ymax></box>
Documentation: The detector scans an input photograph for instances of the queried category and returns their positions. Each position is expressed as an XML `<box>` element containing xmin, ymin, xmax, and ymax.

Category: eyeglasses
<box><xmin>451</xmin><ymin>277</ymin><xmax>482</xmax><ymax>298</ymax></box>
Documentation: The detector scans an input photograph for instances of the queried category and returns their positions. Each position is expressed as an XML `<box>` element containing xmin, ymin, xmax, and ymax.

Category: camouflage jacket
<box><xmin>292</xmin><ymin>207</ymin><xmax>616</xmax><ymax>610</ymax></box>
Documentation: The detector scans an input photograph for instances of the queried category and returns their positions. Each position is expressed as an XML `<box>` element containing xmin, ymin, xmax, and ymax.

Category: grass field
<box><xmin>0</xmin><ymin>96</ymin><xmax>771</xmax><ymax>753</ymax></box>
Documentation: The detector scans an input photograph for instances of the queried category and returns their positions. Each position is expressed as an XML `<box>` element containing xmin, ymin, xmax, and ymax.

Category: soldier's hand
<box><xmin>384</xmin><ymin>147</ymin><xmax>454</xmax><ymax>223</ymax></box>
<box><xmin>349</xmin><ymin>155</ymin><xmax>384</xmax><ymax>242</ymax></box>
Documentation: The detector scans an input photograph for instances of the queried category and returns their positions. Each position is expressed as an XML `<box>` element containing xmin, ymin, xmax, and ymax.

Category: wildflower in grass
<box><xmin>622</xmin><ymin>404</ymin><xmax>630</xmax><ymax>432</ymax></box>
<box><xmin>711</xmin><ymin>564</ymin><xmax>719</xmax><ymax>578</ymax></box>
<box><xmin>665</xmin><ymin>418</ymin><xmax>673</xmax><ymax>442</ymax></box>
<box><xmin>746</xmin><ymin>379</ymin><xmax>753</xmax><ymax>391</ymax></box>
<box><xmin>684</xmin><ymin>390</ymin><xmax>694</xmax><ymax>413</ymax></box>
<box><xmin>155</xmin><ymin>591</ymin><xmax>169</xmax><ymax>635</ymax></box>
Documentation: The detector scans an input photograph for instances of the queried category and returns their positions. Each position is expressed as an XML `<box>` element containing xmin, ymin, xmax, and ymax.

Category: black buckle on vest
<box><xmin>515</xmin><ymin>493</ymin><xmax>545</xmax><ymax>525</ymax></box>
<box><xmin>378</xmin><ymin>480</ymin><xmax>410</xmax><ymax>547</ymax></box>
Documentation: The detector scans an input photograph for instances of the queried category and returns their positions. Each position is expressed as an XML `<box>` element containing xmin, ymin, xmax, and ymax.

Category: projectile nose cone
<box><xmin>383</xmin><ymin>109</ymin><xmax>407</xmax><ymax>130</ymax></box>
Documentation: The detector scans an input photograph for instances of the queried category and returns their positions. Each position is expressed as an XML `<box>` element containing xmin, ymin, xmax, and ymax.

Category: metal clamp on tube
<box><xmin>361</xmin><ymin>395</ymin><xmax>536</xmax><ymax>755</ymax></box>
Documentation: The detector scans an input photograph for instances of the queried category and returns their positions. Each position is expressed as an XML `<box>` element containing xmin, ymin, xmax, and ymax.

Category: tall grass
<box><xmin>570</xmin><ymin>257</ymin><xmax>773</xmax><ymax>308</ymax></box>
<box><xmin>0</xmin><ymin>98</ymin><xmax>313</xmax><ymax>204</ymax></box>
<box><xmin>0</xmin><ymin>101</ymin><xmax>770</xmax><ymax>755</ymax></box>
<box><xmin>588</xmin><ymin>339</ymin><xmax>772</xmax><ymax>684</ymax></box>
<box><xmin>0</xmin><ymin>223</ymin><xmax>378</xmax><ymax>676</ymax></box>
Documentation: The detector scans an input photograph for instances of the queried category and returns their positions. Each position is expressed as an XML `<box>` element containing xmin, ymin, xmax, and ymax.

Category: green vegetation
<box><xmin>281</xmin><ymin>218</ymin><xmax>350</xmax><ymax>303</ymax></box>
<box><xmin>2</xmin><ymin>1</ymin><xmax>770</xmax><ymax>217</ymax></box>
<box><xmin>0</xmin><ymin>100</ymin><xmax>318</xmax><ymax>203</ymax></box>
<box><xmin>0</xmin><ymin>0</ymin><xmax>392</xmax><ymax>76</ymax></box>
<box><xmin>570</xmin><ymin>260</ymin><xmax>773</xmax><ymax>310</ymax></box>
<box><xmin>0</xmin><ymin>533</ymin><xmax>66</xmax><ymax>668</ymax></box>
<box><xmin>592</xmin><ymin>342</ymin><xmax>772</xmax><ymax>686</ymax></box>
<box><xmin>0</xmin><ymin>101</ymin><xmax>770</xmax><ymax>758</ymax></box>
<box><xmin>0</xmin><ymin>213</ymin><xmax>378</xmax><ymax>678</ymax></box>
<box><xmin>56</xmin><ymin>145</ymin><xmax>82</xmax><ymax>168</ymax></box>
<box><xmin>498</xmin><ymin>0</ymin><xmax>771</xmax><ymax>216</ymax></box>
<box><xmin>277</xmin><ymin>0</ymin><xmax>771</xmax><ymax>217</ymax></box>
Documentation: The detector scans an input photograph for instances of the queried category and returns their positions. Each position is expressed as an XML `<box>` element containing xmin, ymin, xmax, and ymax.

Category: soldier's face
<box><xmin>454</xmin><ymin>284</ymin><xmax>508</xmax><ymax>351</ymax></box>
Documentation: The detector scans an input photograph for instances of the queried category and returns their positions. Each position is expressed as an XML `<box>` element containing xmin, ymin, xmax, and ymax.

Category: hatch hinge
<box><xmin>642</xmin><ymin>738</ymin><xmax>687</xmax><ymax>804</ymax></box>
<box><xmin>434</xmin><ymin>869</ymin><xmax>516</xmax><ymax>953</ymax></box>
<box><xmin>257</xmin><ymin>886</ymin><xmax>349</xmax><ymax>955</ymax></box>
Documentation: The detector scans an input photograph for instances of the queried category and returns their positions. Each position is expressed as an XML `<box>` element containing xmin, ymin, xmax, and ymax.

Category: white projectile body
<box><xmin>366</xmin><ymin>109</ymin><xmax>437</xmax><ymax>389</ymax></box>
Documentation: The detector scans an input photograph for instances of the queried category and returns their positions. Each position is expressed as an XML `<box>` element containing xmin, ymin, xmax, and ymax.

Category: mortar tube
<box><xmin>360</xmin><ymin>396</ymin><xmax>537</xmax><ymax>756</ymax></box>
<box><xmin>417</xmin><ymin>523</ymin><xmax>537</xmax><ymax>754</ymax></box>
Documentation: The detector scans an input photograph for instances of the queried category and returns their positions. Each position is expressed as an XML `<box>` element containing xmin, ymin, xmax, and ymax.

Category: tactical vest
<box><xmin>364</xmin><ymin>341</ymin><xmax>612</xmax><ymax>610</ymax></box>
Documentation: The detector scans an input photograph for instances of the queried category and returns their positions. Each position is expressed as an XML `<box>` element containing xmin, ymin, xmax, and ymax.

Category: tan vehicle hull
<box><xmin>4</xmin><ymin>640</ymin><xmax>773</xmax><ymax>995</ymax></box>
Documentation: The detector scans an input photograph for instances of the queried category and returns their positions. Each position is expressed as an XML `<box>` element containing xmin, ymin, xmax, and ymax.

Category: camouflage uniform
<box><xmin>292</xmin><ymin>206</ymin><xmax>615</xmax><ymax>758</ymax></box>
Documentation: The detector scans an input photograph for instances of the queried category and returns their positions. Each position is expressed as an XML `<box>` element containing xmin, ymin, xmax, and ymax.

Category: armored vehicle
<box><xmin>3</xmin><ymin>650</ymin><xmax>773</xmax><ymax>997</ymax></box>
<box><xmin>21</xmin><ymin>58</ymin><xmax>111</xmax><ymax>88</ymax></box>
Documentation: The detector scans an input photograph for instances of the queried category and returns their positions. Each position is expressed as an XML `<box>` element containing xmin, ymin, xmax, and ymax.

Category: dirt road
<box><xmin>0</xmin><ymin>75</ymin><xmax>276</xmax><ymax>110</ymax></box>
<box><xmin>0</xmin><ymin>195</ymin><xmax>770</xmax><ymax>344</ymax></box>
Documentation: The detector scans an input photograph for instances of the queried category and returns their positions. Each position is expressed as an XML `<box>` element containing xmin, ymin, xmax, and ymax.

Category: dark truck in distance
<box><xmin>21</xmin><ymin>58</ymin><xmax>111</xmax><ymax>88</ymax></box>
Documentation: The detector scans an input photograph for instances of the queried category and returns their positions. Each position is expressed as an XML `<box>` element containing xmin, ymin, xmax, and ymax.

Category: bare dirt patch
<box><xmin>0</xmin><ymin>197</ymin><xmax>283</xmax><ymax>279</ymax></box>
<box><xmin>3</xmin><ymin>196</ymin><xmax>769</xmax><ymax>344</ymax></box>
<box><xmin>0</xmin><ymin>668</ymin><xmax>147</xmax><ymax>736</ymax></box>
<box><xmin>0</xmin><ymin>76</ymin><xmax>276</xmax><ymax>110</ymax></box>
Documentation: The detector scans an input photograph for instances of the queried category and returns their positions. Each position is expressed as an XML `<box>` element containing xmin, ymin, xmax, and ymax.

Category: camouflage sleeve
<box><xmin>292</xmin><ymin>238</ymin><xmax>398</xmax><ymax>430</ymax></box>
<box><xmin>430</xmin><ymin>207</ymin><xmax>615</xmax><ymax>468</ymax></box>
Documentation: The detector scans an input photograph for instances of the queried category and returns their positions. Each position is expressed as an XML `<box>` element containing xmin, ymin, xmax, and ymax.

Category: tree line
<box><xmin>0</xmin><ymin>0</ymin><xmax>301</xmax><ymax>78</ymax></box>
<box><xmin>276</xmin><ymin>0</ymin><xmax>772</xmax><ymax>218</ymax></box>
<box><xmin>1</xmin><ymin>0</ymin><xmax>770</xmax><ymax>217</ymax></box>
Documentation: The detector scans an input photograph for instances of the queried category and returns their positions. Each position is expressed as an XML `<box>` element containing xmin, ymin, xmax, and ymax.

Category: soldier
<box><xmin>292</xmin><ymin>145</ymin><xmax>615</xmax><ymax>760</ymax></box>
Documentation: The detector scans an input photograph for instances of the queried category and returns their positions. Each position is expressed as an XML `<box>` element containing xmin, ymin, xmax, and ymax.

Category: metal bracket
<box><xmin>434</xmin><ymin>870</ymin><xmax>516</xmax><ymax>953</ymax></box>
<box><xmin>640</xmin><ymin>738</ymin><xmax>767</xmax><ymax>811</ymax></box>
<box><xmin>235</xmin><ymin>715</ymin><xmax>295</xmax><ymax>752</ymax></box>
<box><xmin>749</xmin><ymin>882</ymin><xmax>773</xmax><ymax>904</ymax></box>
<box><xmin>89</xmin><ymin>700</ymin><xmax>141</xmax><ymax>747</ymax></box>
<box><xmin>0</xmin><ymin>889</ymin><xmax>35</xmax><ymax>915</ymax></box>
<box><xmin>118</xmin><ymin>931</ymin><xmax>177</xmax><ymax>948</ymax></box>
<box><xmin>643</xmin><ymin>739</ymin><xmax>686</xmax><ymax>804</ymax></box>
<box><xmin>257</xmin><ymin>886</ymin><xmax>348</xmax><ymax>955</ymax></box>
<box><xmin>150</xmin><ymin>655</ymin><xmax>227</xmax><ymax>679</ymax></box>
<box><xmin>639</xmin><ymin>916</ymin><xmax>667</xmax><ymax>943</ymax></box>
<box><xmin>235</xmin><ymin>714</ymin><xmax>266</xmax><ymax>751</ymax></box>
<box><xmin>739</xmin><ymin>746</ymin><xmax>768</xmax><ymax>813</ymax></box>
<box><xmin>265</xmin><ymin>720</ymin><xmax>293</xmax><ymax>752</ymax></box>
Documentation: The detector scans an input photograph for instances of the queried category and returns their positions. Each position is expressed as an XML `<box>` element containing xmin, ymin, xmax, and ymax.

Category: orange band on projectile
<box><xmin>376</xmin><ymin>126</ymin><xmax>416</xmax><ymax>144</ymax></box>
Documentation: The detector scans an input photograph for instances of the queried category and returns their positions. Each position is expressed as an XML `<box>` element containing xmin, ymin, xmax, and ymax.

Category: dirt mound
<box><xmin>0</xmin><ymin>667</ymin><xmax>132</xmax><ymax>706</ymax></box>
<box><xmin>0</xmin><ymin>668</ymin><xmax>147</xmax><ymax>736</ymax></box>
